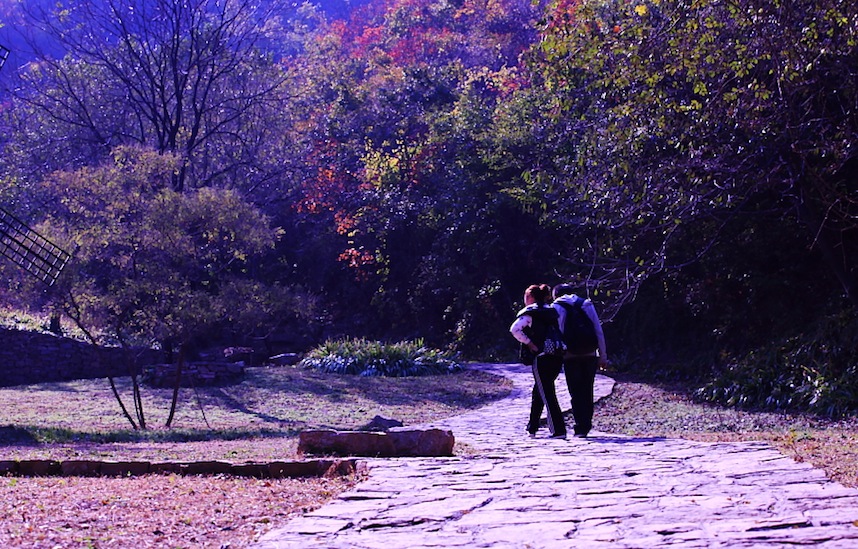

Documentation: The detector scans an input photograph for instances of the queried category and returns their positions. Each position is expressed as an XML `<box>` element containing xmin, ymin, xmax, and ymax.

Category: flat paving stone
<box><xmin>252</xmin><ymin>362</ymin><xmax>858</xmax><ymax>548</ymax></box>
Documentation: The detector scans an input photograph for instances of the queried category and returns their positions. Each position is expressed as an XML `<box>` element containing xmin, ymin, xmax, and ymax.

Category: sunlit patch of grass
<box><xmin>595</xmin><ymin>374</ymin><xmax>858</xmax><ymax>488</ymax></box>
<box><xmin>0</xmin><ymin>308</ymin><xmax>92</xmax><ymax>342</ymax></box>
<box><xmin>0</xmin><ymin>364</ymin><xmax>511</xmax><ymax>462</ymax></box>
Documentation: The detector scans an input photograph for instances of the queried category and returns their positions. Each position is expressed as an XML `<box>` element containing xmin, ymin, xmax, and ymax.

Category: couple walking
<box><xmin>509</xmin><ymin>283</ymin><xmax>608</xmax><ymax>439</ymax></box>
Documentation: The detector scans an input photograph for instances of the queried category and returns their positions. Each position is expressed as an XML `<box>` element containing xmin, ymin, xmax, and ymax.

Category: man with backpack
<box><xmin>552</xmin><ymin>283</ymin><xmax>609</xmax><ymax>438</ymax></box>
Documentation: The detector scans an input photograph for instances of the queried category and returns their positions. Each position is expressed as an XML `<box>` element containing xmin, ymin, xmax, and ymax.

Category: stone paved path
<box><xmin>253</xmin><ymin>363</ymin><xmax>858</xmax><ymax>548</ymax></box>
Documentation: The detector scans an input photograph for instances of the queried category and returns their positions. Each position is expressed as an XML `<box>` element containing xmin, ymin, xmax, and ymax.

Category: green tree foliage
<box><xmin>35</xmin><ymin>146</ymin><xmax>287</xmax><ymax>351</ymax></box>
<box><xmin>0</xmin><ymin>0</ymin><xmax>854</xmax><ymax>414</ymax></box>
<box><xmin>519</xmin><ymin>0</ymin><xmax>858</xmax><ymax>413</ymax></box>
<box><xmin>533</xmin><ymin>0</ymin><xmax>858</xmax><ymax>313</ymax></box>
<box><xmin>25</xmin><ymin>146</ymin><xmax>327</xmax><ymax>427</ymax></box>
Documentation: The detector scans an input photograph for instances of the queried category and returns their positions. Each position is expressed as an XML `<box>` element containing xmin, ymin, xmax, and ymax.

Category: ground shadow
<box><xmin>0</xmin><ymin>425</ymin><xmax>40</xmax><ymax>445</ymax></box>
<box><xmin>0</xmin><ymin>422</ymin><xmax>299</xmax><ymax>446</ymax></box>
<box><xmin>584</xmin><ymin>434</ymin><xmax>668</xmax><ymax>444</ymax></box>
<box><xmin>209</xmin><ymin>387</ymin><xmax>293</xmax><ymax>426</ymax></box>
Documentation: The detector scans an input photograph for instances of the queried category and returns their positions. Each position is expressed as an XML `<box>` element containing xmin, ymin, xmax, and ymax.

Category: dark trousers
<box><xmin>527</xmin><ymin>354</ymin><xmax>565</xmax><ymax>436</ymax></box>
<box><xmin>561</xmin><ymin>355</ymin><xmax>599</xmax><ymax>436</ymax></box>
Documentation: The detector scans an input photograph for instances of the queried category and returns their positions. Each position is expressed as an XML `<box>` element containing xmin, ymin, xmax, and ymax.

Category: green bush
<box><xmin>301</xmin><ymin>338</ymin><xmax>463</xmax><ymax>377</ymax></box>
<box><xmin>696</xmin><ymin>310</ymin><xmax>858</xmax><ymax>418</ymax></box>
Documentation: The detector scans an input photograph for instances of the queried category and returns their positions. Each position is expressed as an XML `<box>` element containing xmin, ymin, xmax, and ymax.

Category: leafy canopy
<box><xmin>37</xmin><ymin>146</ymin><xmax>284</xmax><ymax>347</ymax></box>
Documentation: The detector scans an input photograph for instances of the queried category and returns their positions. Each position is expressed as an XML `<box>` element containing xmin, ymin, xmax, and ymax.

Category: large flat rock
<box><xmin>298</xmin><ymin>428</ymin><xmax>455</xmax><ymax>457</ymax></box>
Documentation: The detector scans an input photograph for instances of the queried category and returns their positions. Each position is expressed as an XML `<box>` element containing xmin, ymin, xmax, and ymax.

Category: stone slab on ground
<box><xmin>253</xmin><ymin>363</ymin><xmax>858</xmax><ymax>548</ymax></box>
<box><xmin>298</xmin><ymin>428</ymin><xmax>455</xmax><ymax>457</ymax></box>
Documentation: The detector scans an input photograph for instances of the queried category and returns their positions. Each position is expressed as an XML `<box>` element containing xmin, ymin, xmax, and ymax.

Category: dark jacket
<box><xmin>511</xmin><ymin>304</ymin><xmax>560</xmax><ymax>364</ymax></box>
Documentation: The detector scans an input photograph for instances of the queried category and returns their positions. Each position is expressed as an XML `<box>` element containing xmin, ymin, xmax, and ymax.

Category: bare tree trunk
<box><xmin>165</xmin><ymin>344</ymin><xmax>185</xmax><ymax>428</ymax></box>
<box><xmin>107</xmin><ymin>375</ymin><xmax>139</xmax><ymax>430</ymax></box>
<box><xmin>63</xmin><ymin>295</ymin><xmax>140</xmax><ymax>429</ymax></box>
<box><xmin>116</xmin><ymin>333</ymin><xmax>148</xmax><ymax>429</ymax></box>
<box><xmin>131</xmin><ymin>374</ymin><xmax>146</xmax><ymax>430</ymax></box>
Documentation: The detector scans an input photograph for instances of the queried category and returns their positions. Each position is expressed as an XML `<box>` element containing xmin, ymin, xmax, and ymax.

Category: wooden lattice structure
<box><xmin>0</xmin><ymin>207</ymin><xmax>71</xmax><ymax>286</ymax></box>
<box><xmin>0</xmin><ymin>44</ymin><xmax>72</xmax><ymax>286</ymax></box>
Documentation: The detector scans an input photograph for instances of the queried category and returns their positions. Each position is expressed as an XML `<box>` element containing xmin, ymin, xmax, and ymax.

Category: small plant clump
<box><xmin>301</xmin><ymin>338</ymin><xmax>463</xmax><ymax>377</ymax></box>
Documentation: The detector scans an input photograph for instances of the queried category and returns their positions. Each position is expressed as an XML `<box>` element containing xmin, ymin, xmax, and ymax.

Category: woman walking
<box><xmin>509</xmin><ymin>284</ymin><xmax>567</xmax><ymax>439</ymax></box>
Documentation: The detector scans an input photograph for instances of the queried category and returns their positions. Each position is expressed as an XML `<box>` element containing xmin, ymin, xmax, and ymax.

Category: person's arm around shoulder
<box><xmin>510</xmin><ymin>313</ymin><xmax>539</xmax><ymax>354</ymax></box>
<box><xmin>582</xmin><ymin>299</ymin><xmax>609</xmax><ymax>368</ymax></box>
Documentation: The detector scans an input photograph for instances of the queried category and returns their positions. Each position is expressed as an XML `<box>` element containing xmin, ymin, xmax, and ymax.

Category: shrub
<box><xmin>696</xmin><ymin>310</ymin><xmax>858</xmax><ymax>418</ymax></box>
<box><xmin>301</xmin><ymin>338</ymin><xmax>463</xmax><ymax>377</ymax></box>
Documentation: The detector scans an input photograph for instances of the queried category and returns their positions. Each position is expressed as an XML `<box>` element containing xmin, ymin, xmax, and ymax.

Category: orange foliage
<box><xmin>355</xmin><ymin>25</ymin><xmax>386</xmax><ymax>50</ymax></box>
<box><xmin>334</xmin><ymin>211</ymin><xmax>360</xmax><ymax>235</ymax></box>
<box><xmin>388</xmin><ymin>27</ymin><xmax>458</xmax><ymax>64</ymax></box>
<box><xmin>337</xmin><ymin>247</ymin><xmax>376</xmax><ymax>280</ymax></box>
<box><xmin>337</xmin><ymin>0</ymin><xmax>535</xmax><ymax>65</ymax></box>
<box><xmin>338</xmin><ymin>248</ymin><xmax>375</xmax><ymax>267</ymax></box>
<box><xmin>294</xmin><ymin>167</ymin><xmax>344</xmax><ymax>214</ymax></box>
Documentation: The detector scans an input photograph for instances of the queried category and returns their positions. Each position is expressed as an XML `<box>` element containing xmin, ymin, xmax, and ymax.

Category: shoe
<box><xmin>528</xmin><ymin>432</ymin><xmax>537</xmax><ymax>439</ymax></box>
<box><xmin>550</xmin><ymin>433</ymin><xmax>567</xmax><ymax>439</ymax></box>
<box><xmin>574</xmin><ymin>432</ymin><xmax>588</xmax><ymax>438</ymax></box>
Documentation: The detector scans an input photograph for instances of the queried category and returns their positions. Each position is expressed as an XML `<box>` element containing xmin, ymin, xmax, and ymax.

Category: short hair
<box><xmin>552</xmin><ymin>283</ymin><xmax>576</xmax><ymax>299</ymax></box>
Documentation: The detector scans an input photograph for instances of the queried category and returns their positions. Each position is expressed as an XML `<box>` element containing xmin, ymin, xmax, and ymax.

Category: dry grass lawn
<box><xmin>595</xmin><ymin>374</ymin><xmax>858</xmax><ymax>488</ymax></box>
<box><xmin>0</xmin><ymin>365</ymin><xmax>512</xmax><ymax>548</ymax></box>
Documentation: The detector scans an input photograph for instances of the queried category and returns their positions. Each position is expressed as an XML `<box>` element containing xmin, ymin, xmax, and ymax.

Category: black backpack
<box><xmin>558</xmin><ymin>297</ymin><xmax>598</xmax><ymax>355</ymax></box>
<box><xmin>517</xmin><ymin>306</ymin><xmax>564</xmax><ymax>363</ymax></box>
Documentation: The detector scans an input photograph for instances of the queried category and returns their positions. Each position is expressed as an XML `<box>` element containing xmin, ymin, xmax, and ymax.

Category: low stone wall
<box><xmin>0</xmin><ymin>328</ymin><xmax>160</xmax><ymax>387</ymax></box>
<box><xmin>0</xmin><ymin>457</ymin><xmax>361</xmax><ymax>478</ymax></box>
<box><xmin>142</xmin><ymin>361</ymin><xmax>246</xmax><ymax>388</ymax></box>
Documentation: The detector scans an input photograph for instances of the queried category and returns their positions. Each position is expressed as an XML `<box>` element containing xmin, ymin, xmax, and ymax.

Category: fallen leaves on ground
<box><xmin>0</xmin><ymin>473</ymin><xmax>355</xmax><ymax>548</ymax></box>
